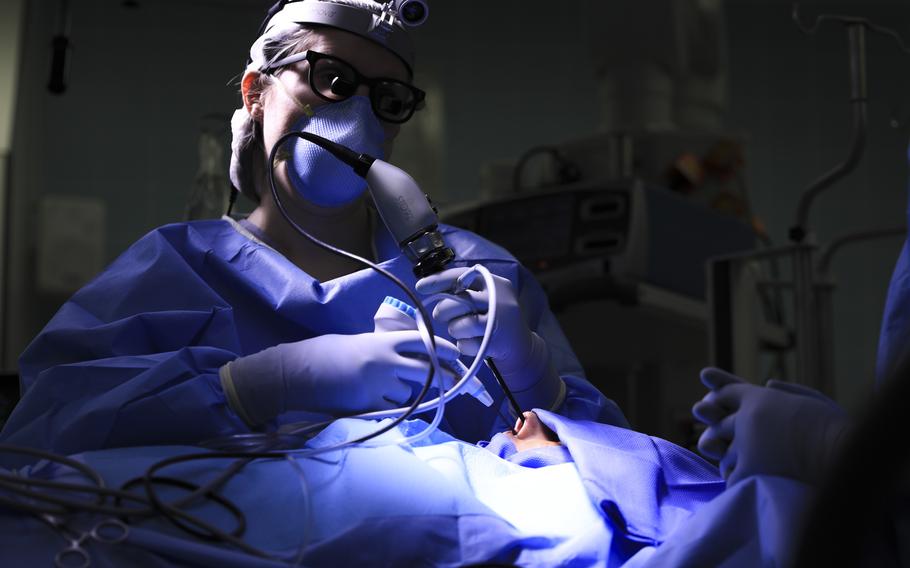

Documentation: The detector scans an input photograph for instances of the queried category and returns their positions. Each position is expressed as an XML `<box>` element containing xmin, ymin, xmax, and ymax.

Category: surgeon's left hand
<box><xmin>692</xmin><ymin>367</ymin><xmax>850</xmax><ymax>486</ymax></box>
<box><xmin>416</xmin><ymin>267</ymin><xmax>560</xmax><ymax>400</ymax></box>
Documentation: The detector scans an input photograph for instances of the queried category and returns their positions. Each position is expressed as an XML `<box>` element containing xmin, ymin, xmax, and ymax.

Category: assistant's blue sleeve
<box><xmin>1</xmin><ymin>228</ymin><xmax>248</xmax><ymax>457</ymax></box>
<box><xmin>876</xmin><ymin>146</ymin><xmax>910</xmax><ymax>386</ymax></box>
<box><xmin>877</xmin><ymin>239</ymin><xmax>910</xmax><ymax>385</ymax></box>
<box><xmin>515</xmin><ymin>264</ymin><xmax>630</xmax><ymax>428</ymax></box>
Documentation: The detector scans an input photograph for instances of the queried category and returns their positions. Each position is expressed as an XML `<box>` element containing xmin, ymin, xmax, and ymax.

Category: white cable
<box><xmin>208</xmin><ymin>265</ymin><xmax>499</xmax><ymax>456</ymax></box>
<box><xmin>355</xmin><ymin>265</ymin><xmax>498</xmax><ymax>439</ymax></box>
<box><xmin>278</xmin><ymin>264</ymin><xmax>499</xmax><ymax>453</ymax></box>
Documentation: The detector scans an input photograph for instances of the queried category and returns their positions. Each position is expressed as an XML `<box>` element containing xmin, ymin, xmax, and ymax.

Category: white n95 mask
<box><xmin>283</xmin><ymin>95</ymin><xmax>386</xmax><ymax>208</ymax></box>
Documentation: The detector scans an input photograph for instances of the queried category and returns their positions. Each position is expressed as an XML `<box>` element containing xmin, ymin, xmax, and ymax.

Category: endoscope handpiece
<box><xmin>284</xmin><ymin>131</ymin><xmax>455</xmax><ymax>278</ymax></box>
<box><xmin>364</xmin><ymin>160</ymin><xmax>455</xmax><ymax>277</ymax></box>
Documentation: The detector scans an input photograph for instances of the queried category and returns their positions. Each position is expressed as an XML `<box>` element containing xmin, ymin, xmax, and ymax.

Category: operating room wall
<box><xmin>0</xmin><ymin>0</ymin><xmax>25</xmax><ymax>376</ymax></box>
<box><xmin>4</xmin><ymin>0</ymin><xmax>909</xmax><ymax>419</ymax></box>
<box><xmin>3</xmin><ymin>0</ymin><xmax>264</xmax><ymax>370</ymax></box>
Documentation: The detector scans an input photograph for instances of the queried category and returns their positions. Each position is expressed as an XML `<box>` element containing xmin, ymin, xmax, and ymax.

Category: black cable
<box><xmin>201</xmin><ymin>419</ymin><xmax>331</xmax><ymax>451</ymax></box>
<box><xmin>0</xmin><ymin>473</ymin><xmax>155</xmax><ymax>519</ymax></box>
<box><xmin>0</xmin><ymin>469</ymin><xmax>237</xmax><ymax>532</ymax></box>
<box><xmin>120</xmin><ymin>475</ymin><xmax>246</xmax><ymax>540</ymax></box>
<box><xmin>0</xmin><ymin>445</ymin><xmax>287</xmax><ymax>561</ymax></box>
<box><xmin>0</xmin><ymin>444</ymin><xmax>106</xmax><ymax>492</ymax></box>
<box><xmin>226</xmin><ymin>187</ymin><xmax>239</xmax><ymax>216</ymax></box>
<box><xmin>0</xmin><ymin>472</ymin><xmax>254</xmax><ymax>548</ymax></box>
<box><xmin>154</xmin><ymin>455</ymin><xmax>252</xmax><ymax>511</ymax></box>
<box><xmin>267</xmin><ymin>130</ymin><xmax>445</xmax><ymax>447</ymax></box>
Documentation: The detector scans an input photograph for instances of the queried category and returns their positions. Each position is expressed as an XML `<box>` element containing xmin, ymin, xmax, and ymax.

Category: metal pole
<box><xmin>814</xmin><ymin>278</ymin><xmax>836</xmax><ymax>396</ymax></box>
<box><xmin>793</xmin><ymin>244</ymin><xmax>820</xmax><ymax>388</ymax></box>
<box><xmin>790</xmin><ymin>23</ymin><xmax>868</xmax><ymax>243</ymax></box>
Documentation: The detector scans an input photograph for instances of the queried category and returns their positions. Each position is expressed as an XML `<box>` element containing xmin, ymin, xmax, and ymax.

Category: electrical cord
<box><xmin>266</xmin><ymin>130</ymin><xmax>442</xmax><ymax>447</ymax></box>
<box><xmin>0</xmin><ymin>445</ymin><xmax>291</xmax><ymax>562</ymax></box>
<box><xmin>204</xmin><ymin>264</ymin><xmax>502</xmax><ymax>448</ymax></box>
<box><xmin>118</xmin><ymin>475</ymin><xmax>247</xmax><ymax>539</ymax></box>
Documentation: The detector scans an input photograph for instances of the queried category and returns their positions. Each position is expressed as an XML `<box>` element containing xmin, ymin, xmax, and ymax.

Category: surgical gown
<box><xmin>0</xmin><ymin>218</ymin><xmax>627</xmax><ymax>456</ymax></box>
<box><xmin>878</xmin><ymin>229</ymin><xmax>910</xmax><ymax>385</ymax></box>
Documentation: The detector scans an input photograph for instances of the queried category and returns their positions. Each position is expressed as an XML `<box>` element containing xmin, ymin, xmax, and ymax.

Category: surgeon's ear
<box><xmin>241</xmin><ymin>71</ymin><xmax>266</xmax><ymax>122</ymax></box>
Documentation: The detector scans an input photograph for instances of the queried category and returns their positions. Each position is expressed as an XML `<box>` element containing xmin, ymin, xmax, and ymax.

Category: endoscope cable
<box><xmin>0</xmin><ymin>445</ymin><xmax>284</xmax><ymax>562</ymax></box>
<box><xmin>266</xmin><ymin>131</ymin><xmax>442</xmax><ymax>447</ymax></box>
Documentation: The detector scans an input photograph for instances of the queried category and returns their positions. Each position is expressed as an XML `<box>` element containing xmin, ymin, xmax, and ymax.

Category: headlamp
<box><xmin>394</xmin><ymin>0</ymin><xmax>429</xmax><ymax>27</ymax></box>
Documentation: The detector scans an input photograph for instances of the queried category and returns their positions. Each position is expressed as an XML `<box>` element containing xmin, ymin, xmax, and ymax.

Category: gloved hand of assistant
<box><xmin>692</xmin><ymin>367</ymin><xmax>849</xmax><ymax>486</ymax></box>
<box><xmin>221</xmin><ymin>330</ymin><xmax>461</xmax><ymax>425</ymax></box>
<box><xmin>415</xmin><ymin>266</ymin><xmax>555</xmax><ymax>393</ymax></box>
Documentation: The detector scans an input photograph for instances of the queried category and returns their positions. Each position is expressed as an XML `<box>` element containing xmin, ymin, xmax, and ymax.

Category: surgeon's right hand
<box><xmin>219</xmin><ymin>331</ymin><xmax>462</xmax><ymax>426</ymax></box>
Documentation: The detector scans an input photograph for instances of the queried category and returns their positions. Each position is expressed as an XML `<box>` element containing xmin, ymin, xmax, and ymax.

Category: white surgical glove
<box><xmin>416</xmin><ymin>267</ymin><xmax>561</xmax><ymax>407</ymax></box>
<box><xmin>692</xmin><ymin>367</ymin><xmax>849</xmax><ymax>486</ymax></box>
<box><xmin>220</xmin><ymin>331</ymin><xmax>461</xmax><ymax>426</ymax></box>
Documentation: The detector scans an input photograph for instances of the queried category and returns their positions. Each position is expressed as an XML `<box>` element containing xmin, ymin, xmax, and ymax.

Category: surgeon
<box><xmin>0</xmin><ymin>0</ymin><xmax>627</xmax><ymax>457</ymax></box>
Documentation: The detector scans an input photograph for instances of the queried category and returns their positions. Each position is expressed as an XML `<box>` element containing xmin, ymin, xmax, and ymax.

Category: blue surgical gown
<box><xmin>878</xmin><ymin>243</ymin><xmax>910</xmax><ymax>385</ymax></box>
<box><xmin>1</xmin><ymin>218</ymin><xmax>627</xmax><ymax>455</ymax></box>
<box><xmin>877</xmin><ymin>147</ymin><xmax>910</xmax><ymax>385</ymax></box>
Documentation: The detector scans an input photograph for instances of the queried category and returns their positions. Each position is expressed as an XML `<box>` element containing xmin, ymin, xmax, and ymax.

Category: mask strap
<box><xmin>269</xmin><ymin>75</ymin><xmax>316</xmax><ymax>118</ymax></box>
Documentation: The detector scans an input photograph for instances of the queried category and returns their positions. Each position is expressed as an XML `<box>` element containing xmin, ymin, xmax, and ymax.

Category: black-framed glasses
<box><xmin>263</xmin><ymin>49</ymin><xmax>426</xmax><ymax>124</ymax></box>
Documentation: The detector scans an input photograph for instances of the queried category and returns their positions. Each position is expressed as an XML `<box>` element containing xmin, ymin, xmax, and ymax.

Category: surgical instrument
<box><xmin>39</xmin><ymin>514</ymin><xmax>129</xmax><ymax>568</ymax></box>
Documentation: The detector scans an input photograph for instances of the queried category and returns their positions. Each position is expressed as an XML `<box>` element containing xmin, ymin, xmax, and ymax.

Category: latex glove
<box><xmin>692</xmin><ymin>367</ymin><xmax>849</xmax><ymax>486</ymax></box>
<box><xmin>416</xmin><ymin>266</ymin><xmax>554</xmax><ymax>393</ymax></box>
<box><xmin>220</xmin><ymin>331</ymin><xmax>461</xmax><ymax>426</ymax></box>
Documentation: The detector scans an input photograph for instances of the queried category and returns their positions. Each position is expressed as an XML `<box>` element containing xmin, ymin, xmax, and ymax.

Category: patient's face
<box><xmin>506</xmin><ymin>411</ymin><xmax>561</xmax><ymax>452</ymax></box>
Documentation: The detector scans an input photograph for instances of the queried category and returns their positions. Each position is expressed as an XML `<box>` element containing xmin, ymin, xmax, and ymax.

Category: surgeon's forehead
<box><xmin>300</xmin><ymin>27</ymin><xmax>410</xmax><ymax>81</ymax></box>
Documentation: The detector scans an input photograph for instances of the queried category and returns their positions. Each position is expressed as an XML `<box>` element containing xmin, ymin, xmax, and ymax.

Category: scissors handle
<box><xmin>55</xmin><ymin>545</ymin><xmax>90</xmax><ymax>568</ymax></box>
<box><xmin>52</xmin><ymin>518</ymin><xmax>129</xmax><ymax>567</ymax></box>
<box><xmin>90</xmin><ymin>518</ymin><xmax>129</xmax><ymax>544</ymax></box>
